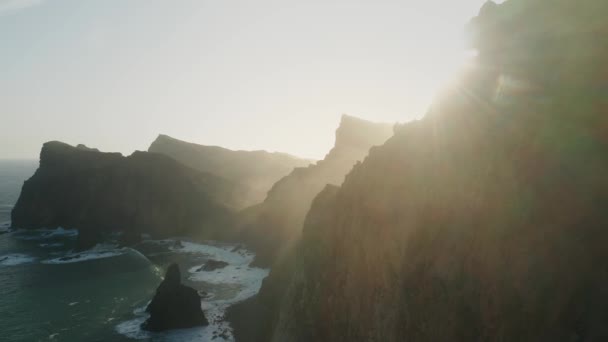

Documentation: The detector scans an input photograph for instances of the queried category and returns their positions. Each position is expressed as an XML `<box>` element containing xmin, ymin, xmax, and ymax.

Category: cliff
<box><xmin>233</xmin><ymin>1</ymin><xmax>608</xmax><ymax>341</ymax></box>
<box><xmin>238</xmin><ymin>115</ymin><xmax>394</xmax><ymax>266</ymax></box>
<box><xmin>11</xmin><ymin>142</ymin><xmax>235</xmax><ymax>247</ymax></box>
<box><xmin>148</xmin><ymin>135</ymin><xmax>312</xmax><ymax>209</ymax></box>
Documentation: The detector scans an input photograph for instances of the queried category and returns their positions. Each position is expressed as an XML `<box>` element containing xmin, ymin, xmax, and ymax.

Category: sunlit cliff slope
<box><xmin>237</xmin><ymin>115</ymin><xmax>393</xmax><ymax>266</ymax></box>
<box><xmin>236</xmin><ymin>1</ymin><xmax>608</xmax><ymax>341</ymax></box>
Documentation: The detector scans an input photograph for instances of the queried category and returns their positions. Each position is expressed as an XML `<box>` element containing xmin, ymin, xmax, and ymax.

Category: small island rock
<box><xmin>142</xmin><ymin>263</ymin><xmax>208</xmax><ymax>331</ymax></box>
<box><xmin>196</xmin><ymin>259</ymin><xmax>229</xmax><ymax>272</ymax></box>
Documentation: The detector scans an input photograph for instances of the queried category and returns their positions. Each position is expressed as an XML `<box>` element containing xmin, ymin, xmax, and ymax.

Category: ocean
<box><xmin>0</xmin><ymin>160</ymin><xmax>268</xmax><ymax>342</ymax></box>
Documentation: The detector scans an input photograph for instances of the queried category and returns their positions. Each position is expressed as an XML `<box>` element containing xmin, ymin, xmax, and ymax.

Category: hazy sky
<box><xmin>1</xmin><ymin>0</ymin><xmax>491</xmax><ymax>160</ymax></box>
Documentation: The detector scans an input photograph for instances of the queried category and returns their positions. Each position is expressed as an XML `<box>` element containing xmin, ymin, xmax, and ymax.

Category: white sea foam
<box><xmin>189</xmin><ymin>264</ymin><xmax>268</xmax><ymax>304</ymax></box>
<box><xmin>115</xmin><ymin>312</ymin><xmax>231</xmax><ymax>342</ymax></box>
<box><xmin>116</xmin><ymin>240</ymin><xmax>269</xmax><ymax>342</ymax></box>
<box><xmin>13</xmin><ymin>227</ymin><xmax>78</xmax><ymax>240</ymax></box>
<box><xmin>42</xmin><ymin>244</ymin><xmax>125</xmax><ymax>264</ymax></box>
<box><xmin>115</xmin><ymin>301</ymin><xmax>236</xmax><ymax>341</ymax></box>
<box><xmin>39</xmin><ymin>242</ymin><xmax>64</xmax><ymax>248</ymax></box>
<box><xmin>41</xmin><ymin>227</ymin><xmax>78</xmax><ymax>238</ymax></box>
<box><xmin>172</xmin><ymin>241</ymin><xmax>255</xmax><ymax>264</ymax></box>
<box><xmin>0</xmin><ymin>253</ymin><xmax>36</xmax><ymax>266</ymax></box>
<box><xmin>178</xmin><ymin>241</ymin><xmax>268</xmax><ymax>304</ymax></box>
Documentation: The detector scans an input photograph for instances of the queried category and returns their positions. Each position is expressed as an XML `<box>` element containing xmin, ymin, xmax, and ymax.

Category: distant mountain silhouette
<box><xmin>236</xmin><ymin>114</ymin><xmax>394</xmax><ymax>267</ymax></box>
<box><xmin>11</xmin><ymin>141</ymin><xmax>235</xmax><ymax>248</ymax></box>
<box><xmin>149</xmin><ymin>134</ymin><xmax>312</xmax><ymax>209</ymax></box>
<box><xmin>229</xmin><ymin>1</ymin><xmax>608</xmax><ymax>341</ymax></box>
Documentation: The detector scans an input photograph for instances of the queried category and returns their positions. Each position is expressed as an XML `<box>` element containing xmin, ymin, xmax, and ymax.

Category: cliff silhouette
<box><xmin>231</xmin><ymin>1</ymin><xmax>608</xmax><ymax>341</ymax></box>
<box><xmin>149</xmin><ymin>134</ymin><xmax>312</xmax><ymax>209</ymax></box>
<box><xmin>11</xmin><ymin>142</ymin><xmax>235</xmax><ymax>247</ymax></box>
<box><xmin>236</xmin><ymin>115</ymin><xmax>393</xmax><ymax>266</ymax></box>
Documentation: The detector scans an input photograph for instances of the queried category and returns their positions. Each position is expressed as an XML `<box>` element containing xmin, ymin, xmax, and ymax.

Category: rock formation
<box><xmin>231</xmin><ymin>1</ymin><xmax>608</xmax><ymax>341</ymax></box>
<box><xmin>237</xmin><ymin>115</ymin><xmax>394</xmax><ymax>266</ymax></box>
<box><xmin>142</xmin><ymin>263</ymin><xmax>209</xmax><ymax>331</ymax></box>
<box><xmin>196</xmin><ymin>259</ymin><xmax>229</xmax><ymax>272</ymax></box>
<box><xmin>11</xmin><ymin>141</ymin><xmax>235</xmax><ymax>248</ymax></box>
<box><xmin>148</xmin><ymin>134</ymin><xmax>312</xmax><ymax>209</ymax></box>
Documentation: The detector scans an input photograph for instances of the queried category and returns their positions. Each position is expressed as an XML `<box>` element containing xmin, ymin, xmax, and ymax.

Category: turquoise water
<box><xmin>0</xmin><ymin>160</ymin><xmax>269</xmax><ymax>342</ymax></box>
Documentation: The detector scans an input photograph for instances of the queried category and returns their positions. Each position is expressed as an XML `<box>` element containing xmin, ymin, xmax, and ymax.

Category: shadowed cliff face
<box><xmin>143</xmin><ymin>263</ymin><xmax>209</xmax><ymax>332</ymax></box>
<box><xmin>148</xmin><ymin>135</ymin><xmax>312</xmax><ymax>209</ymax></box>
<box><xmin>237</xmin><ymin>115</ymin><xmax>394</xmax><ymax>267</ymax></box>
<box><xmin>11</xmin><ymin>142</ymin><xmax>234</xmax><ymax>244</ymax></box>
<box><xmin>238</xmin><ymin>1</ymin><xmax>608</xmax><ymax>341</ymax></box>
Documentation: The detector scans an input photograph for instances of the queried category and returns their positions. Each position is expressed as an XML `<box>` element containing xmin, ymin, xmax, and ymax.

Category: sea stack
<box><xmin>142</xmin><ymin>263</ymin><xmax>208</xmax><ymax>331</ymax></box>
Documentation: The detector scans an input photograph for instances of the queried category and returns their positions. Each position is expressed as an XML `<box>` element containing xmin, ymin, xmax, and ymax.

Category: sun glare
<box><xmin>419</xmin><ymin>29</ymin><xmax>479</xmax><ymax>114</ymax></box>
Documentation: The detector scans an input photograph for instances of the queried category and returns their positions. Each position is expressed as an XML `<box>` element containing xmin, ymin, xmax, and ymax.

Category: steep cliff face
<box><xmin>255</xmin><ymin>1</ymin><xmax>608</xmax><ymax>341</ymax></box>
<box><xmin>239</xmin><ymin>115</ymin><xmax>394</xmax><ymax>266</ymax></box>
<box><xmin>148</xmin><ymin>135</ymin><xmax>312</xmax><ymax>209</ymax></box>
<box><xmin>12</xmin><ymin>142</ymin><xmax>234</xmax><ymax>246</ymax></box>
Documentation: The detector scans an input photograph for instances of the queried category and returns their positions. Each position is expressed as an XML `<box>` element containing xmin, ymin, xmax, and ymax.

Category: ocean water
<box><xmin>0</xmin><ymin>160</ymin><xmax>269</xmax><ymax>342</ymax></box>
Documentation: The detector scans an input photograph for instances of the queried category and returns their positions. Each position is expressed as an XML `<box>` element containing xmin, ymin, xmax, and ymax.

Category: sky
<box><xmin>1</xmin><ymin>0</ymin><xmax>492</xmax><ymax>160</ymax></box>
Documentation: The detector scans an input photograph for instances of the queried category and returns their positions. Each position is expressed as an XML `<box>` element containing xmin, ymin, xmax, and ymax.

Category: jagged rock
<box><xmin>142</xmin><ymin>263</ymin><xmax>208</xmax><ymax>331</ymax></box>
<box><xmin>196</xmin><ymin>259</ymin><xmax>229</xmax><ymax>272</ymax></box>
<box><xmin>75</xmin><ymin>144</ymin><xmax>99</xmax><ymax>152</ymax></box>
<box><xmin>198</xmin><ymin>290</ymin><xmax>212</xmax><ymax>299</ymax></box>
<box><xmin>149</xmin><ymin>134</ymin><xmax>312</xmax><ymax>209</ymax></box>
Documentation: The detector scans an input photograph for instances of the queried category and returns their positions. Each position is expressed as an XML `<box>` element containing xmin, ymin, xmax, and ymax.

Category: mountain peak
<box><xmin>334</xmin><ymin>115</ymin><xmax>394</xmax><ymax>150</ymax></box>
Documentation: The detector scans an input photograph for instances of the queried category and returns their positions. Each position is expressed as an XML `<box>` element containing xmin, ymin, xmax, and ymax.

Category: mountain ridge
<box><xmin>148</xmin><ymin>134</ymin><xmax>313</xmax><ymax>209</ymax></box>
<box><xmin>235</xmin><ymin>114</ymin><xmax>394</xmax><ymax>267</ymax></box>
<box><xmin>230</xmin><ymin>1</ymin><xmax>608</xmax><ymax>341</ymax></box>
